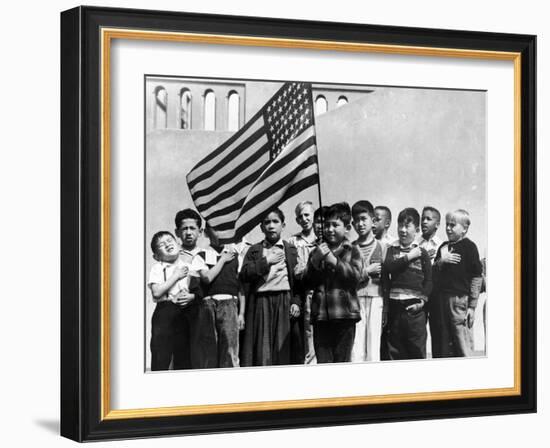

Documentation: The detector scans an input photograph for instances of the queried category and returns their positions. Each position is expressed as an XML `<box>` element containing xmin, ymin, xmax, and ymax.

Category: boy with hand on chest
<box><xmin>351</xmin><ymin>200</ymin><xmax>387</xmax><ymax>363</ymax></box>
<box><xmin>417</xmin><ymin>206</ymin><xmax>443</xmax><ymax>262</ymax></box>
<box><xmin>172</xmin><ymin>208</ymin><xmax>210</xmax><ymax>368</ymax></box>
<box><xmin>382</xmin><ymin>207</ymin><xmax>432</xmax><ymax>360</ymax></box>
<box><xmin>147</xmin><ymin>230</ymin><xmax>205</xmax><ymax>371</ymax></box>
<box><xmin>191</xmin><ymin>225</ymin><xmax>246</xmax><ymax>368</ymax></box>
<box><xmin>239</xmin><ymin>208</ymin><xmax>301</xmax><ymax>366</ymax></box>
<box><xmin>304</xmin><ymin>202</ymin><xmax>362</xmax><ymax>363</ymax></box>
<box><xmin>432</xmin><ymin>209</ymin><xmax>483</xmax><ymax>357</ymax></box>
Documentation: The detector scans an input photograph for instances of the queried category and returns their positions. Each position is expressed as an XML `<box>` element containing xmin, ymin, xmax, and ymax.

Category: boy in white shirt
<box><xmin>148</xmin><ymin>231</ymin><xmax>206</xmax><ymax>370</ymax></box>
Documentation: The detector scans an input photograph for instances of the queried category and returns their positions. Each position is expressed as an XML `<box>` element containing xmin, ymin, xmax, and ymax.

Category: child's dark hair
<box><xmin>352</xmin><ymin>200</ymin><xmax>375</xmax><ymax>219</ymax></box>
<box><xmin>375</xmin><ymin>205</ymin><xmax>392</xmax><ymax>223</ymax></box>
<box><xmin>325</xmin><ymin>202</ymin><xmax>352</xmax><ymax>226</ymax></box>
<box><xmin>422</xmin><ymin>206</ymin><xmax>441</xmax><ymax>223</ymax></box>
<box><xmin>174</xmin><ymin>208</ymin><xmax>202</xmax><ymax>229</ymax></box>
<box><xmin>262</xmin><ymin>207</ymin><xmax>285</xmax><ymax>223</ymax></box>
<box><xmin>314</xmin><ymin>206</ymin><xmax>329</xmax><ymax>221</ymax></box>
<box><xmin>397</xmin><ymin>207</ymin><xmax>420</xmax><ymax>228</ymax></box>
<box><xmin>150</xmin><ymin>231</ymin><xmax>176</xmax><ymax>254</ymax></box>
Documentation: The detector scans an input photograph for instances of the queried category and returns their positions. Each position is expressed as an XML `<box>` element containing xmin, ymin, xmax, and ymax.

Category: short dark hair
<box><xmin>314</xmin><ymin>206</ymin><xmax>329</xmax><ymax>221</ymax></box>
<box><xmin>422</xmin><ymin>206</ymin><xmax>441</xmax><ymax>223</ymax></box>
<box><xmin>375</xmin><ymin>205</ymin><xmax>392</xmax><ymax>223</ymax></box>
<box><xmin>325</xmin><ymin>202</ymin><xmax>352</xmax><ymax>226</ymax></box>
<box><xmin>352</xmin><ymin>200</ymin><xmax>375</xmax><ymax>219</ymax></box>
<box><xmin>174</xmin><ymin>208</ymin><xmax>202</xmax><ymax>229</ymax></box>
<box><xmin>397</xmin><ymin>207</ymin><xmax>420</xmax><ymax>228</ymax></box>
<box><xmin>262</xmin><ymin>207</ymin><xmax>285</xmax><ymax>223</ymax></box>
<box><xmin>150</xmin><ymin>231</ymin><xmax>176</xmax><ymax>254</ymax></box>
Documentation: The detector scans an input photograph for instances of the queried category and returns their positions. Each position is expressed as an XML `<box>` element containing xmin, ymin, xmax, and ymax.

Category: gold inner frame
<box><xmin>100</xmin><ymin>28</ymin><xmax>522</xmax><ymax>421</ymax></box>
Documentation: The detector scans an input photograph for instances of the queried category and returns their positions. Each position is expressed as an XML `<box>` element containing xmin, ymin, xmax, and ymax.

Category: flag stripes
<box><xmin>187</xmin><ymin>110</ymin><xmax>264</xmax><ymax>186</ymax></box>
<box><xmin>186</xmin><ymin>81</ymin><xmax>320</xmax><ymax>244</ymax></box>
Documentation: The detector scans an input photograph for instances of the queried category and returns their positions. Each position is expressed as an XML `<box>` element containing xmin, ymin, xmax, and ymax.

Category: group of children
<box><xmin>147</xmin><ymin>200</ymin><xmax>484</xmax><ymax>370</ymax></box>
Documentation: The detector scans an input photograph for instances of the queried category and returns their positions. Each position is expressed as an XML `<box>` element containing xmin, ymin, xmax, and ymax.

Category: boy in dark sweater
<box><xmin>432</xmin><ymin>209</ymin><xmax>483</xmax><ymax>357</ymax></box>
<box><xmin>382</xmin><ymin>207</ymin><xmax>432</xmax><ymax>360</ymax></box>
<box><xmin>192</xmin><ymin>225</ymin><xmax>246</xmax><ymax>368</ymax></box>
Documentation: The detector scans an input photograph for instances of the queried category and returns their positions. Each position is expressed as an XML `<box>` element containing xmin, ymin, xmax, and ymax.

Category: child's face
<box><xmin>175</xmin><ymin>218</ymin><xmax>201</xmax><ymax>250</ymax></box>
<box><xmin>205</xmin><ymin>226</ymin><xmax>220</xmax><ymax>248</ymax></box>
<box><xmin>261</xmin><ymin>212</ymin><xmax>285</xmax><ymax>244</ymax></box>
<box><xmin>398</xmin><ymin>220</ymin><xmax>418</xmax><ymax>247</ymax></box>
<box><xmin>313</xmin><ymin>218</ymin><xmax>323</xmax><ymax>239</ymax></box>
<box><xmin>154</xmin><ymin>234</ymin><xmax>180</xmax><ymax>263</ymax></box>
<box><xmin>296</xmin><ymin>205</ymin><xmax>314</xmax><ymax>232</ymax></box>
<box><xmin>324</xmin><ymin>216</ymin><xmax>349</xmax><ymax>247</ymax></box>
<box><xmin>352</xmin><ymin>212</ymin><xmax>374</xmax><ymax>238</ymax></box>
<box><xmin>373</xmin><ymin>209</ymin><xmax>389</xmax><ymax>238</ymax></box>
<box><xmin>446</xmin><ymin>216</ymin><xmax>467</xmax><ymax>242</ymax></box>
<box><xmin>421</xmin><ymin>210</ymin><xmax>440</xmax><ymax>239</ymax></box>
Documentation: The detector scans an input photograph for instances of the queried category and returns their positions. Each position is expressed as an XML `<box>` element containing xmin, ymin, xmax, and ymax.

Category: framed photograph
<box><xmin>60</xmin><ymin>6</ymin><xmax>536</xmax><ymax>442</ymax></box>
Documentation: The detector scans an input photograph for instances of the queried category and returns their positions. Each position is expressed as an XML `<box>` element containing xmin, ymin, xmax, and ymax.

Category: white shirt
<box><xmin>148</xmin><ymin>252</ymin><xmax>207</xmax><ymax>302</ymax></box>
<box><xmin>288</xmin><ymin>231</ymin><xmax>317</xmax><ymax>276</ymax></box>
<box><xmin>257</xmin><ymin>239</ymin><xmax>291</xmax><ymax>293</ymax></box>
<box><xmin>416</xmin><ymin>234</ymin><xmax>443</xmax><ymax>263</ymax></box>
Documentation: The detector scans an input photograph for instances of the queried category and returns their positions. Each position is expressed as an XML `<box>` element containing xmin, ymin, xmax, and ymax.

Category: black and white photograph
<box><xmin>145</xmin><ymin>75</ymin><xmax>487</xmax><ymax>372</ymax></box>
<box><xmin>54</xmin><ymin>3</ymin><xmax>537</xmax><ymax>442</ymax></box>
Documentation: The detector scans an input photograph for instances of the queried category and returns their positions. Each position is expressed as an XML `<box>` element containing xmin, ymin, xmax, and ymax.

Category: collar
<box><xmin>416</xmin><ymin>234</ymin><xmax>442</xmax><ymax>245</ymax></box>
<box><xmin>448</xmin><ymin>236</ymin><xmax>465</xmax><ymax>247</ymax></box>
<box><xmin>354</xmin><ymin>234</ymin><xmax>375</xmax><ymax>246</ymax></box>
<box><xmin>393</xmin><ymin>240</ymin><xmax>419</xmax><ymax>250</ymax></box>
<box><xmin>156</xmin><ymin>256</ymin><xmax>182</xmax><ymax>268</ymax></box>
<box><xmin>180</xmin><ymin>246</ymin><xmax>203</xmax><ymax>257</ymax></box>
<box><xmin>330</xmin><ymin>238</ymin><xmax>352</xmax><ymax>253</ymax></box>
<box><xmin>262</xmin><ymin>238</ymin><xmax>284</xmax><ymax>249</ymax></box>
<box><xmin>293</xmin><ymin>231</ymin><xmax>316</xmax><ymax>244</ymax></box>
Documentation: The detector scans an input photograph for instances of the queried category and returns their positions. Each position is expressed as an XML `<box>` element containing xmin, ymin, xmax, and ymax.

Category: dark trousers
<box><xmin>313</xmin><ymin>320</ymin><xmax>356</xmax><ymax>363</ymax></box>
<box><xmin>252</xmin><ymin>291</ymin><xmax>291</xmax><ymax>366</ymax></box>
<box><xmin>290</xmin><ymin>315</ymin><xmax>305</xmax><ymax>364</ymax></box>
<box><xmin>150</xmin><ymin>301</ymin><xmax>194</xmax><ymax>371</ymax></box>
<box><xmin>386</xmin><ymin>299</ymin><xmax>427</xmax><ymax>360</ymax></box>
<box><xmin>191</xmin><ymin>298</ymin><xmax>240</xmax><ymax>368</ymax></box>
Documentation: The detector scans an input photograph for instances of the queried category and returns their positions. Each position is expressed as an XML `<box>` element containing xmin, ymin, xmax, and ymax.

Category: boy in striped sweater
<box><xmin>351</xmin><ymin>200</ymin><xmax>387</xmax><ymax>362</ymax></box>
<box><xmin>382</xmin><ymin>207</ymin><xmax>432</xmax><ymax>360</ymax></box>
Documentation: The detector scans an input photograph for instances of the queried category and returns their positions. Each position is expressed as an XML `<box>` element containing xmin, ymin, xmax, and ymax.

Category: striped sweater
<box><xmin>382</xmin><ymin>244</ymin><xmax>432</xmax><ymax>301</ymax></box>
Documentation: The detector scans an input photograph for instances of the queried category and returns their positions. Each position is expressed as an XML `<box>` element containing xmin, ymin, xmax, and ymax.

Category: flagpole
<box><xmin>307</xmin><ymin>83</ymin><xmax>324</xmax><ymax>243</ymax></box>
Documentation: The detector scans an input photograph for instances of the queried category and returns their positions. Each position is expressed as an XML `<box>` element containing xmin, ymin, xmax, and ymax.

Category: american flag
<box><xmin>186</xmin><ymin>82</ymin><xmax>320</xmax><ymax>244</ymax></box>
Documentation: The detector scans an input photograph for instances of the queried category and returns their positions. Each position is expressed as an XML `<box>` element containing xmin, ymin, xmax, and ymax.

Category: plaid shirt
<box><xmin>304</xmin><ymin>240</ymin><xmax>362</xmax><ymax>322</ymax></box>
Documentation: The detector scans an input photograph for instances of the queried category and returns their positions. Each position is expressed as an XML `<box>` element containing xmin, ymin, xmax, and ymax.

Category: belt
<box><xmin>205</xmin><ymin>294</ymin><xmax>237</xmax><ymax>301</ymax></box>
<box><xmin>390</xmin><ymin>298</ymin><xmax>423</xmax><ymax>307</ymax></box>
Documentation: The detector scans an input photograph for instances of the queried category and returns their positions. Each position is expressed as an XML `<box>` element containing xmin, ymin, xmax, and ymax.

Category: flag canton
<box><xmin>264</xmin><ymin>82</ymin><xmax>313</xmax><ymax>160</ymax></box>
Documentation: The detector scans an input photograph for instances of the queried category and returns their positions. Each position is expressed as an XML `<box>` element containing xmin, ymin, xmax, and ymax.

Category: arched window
<box><xmin>154</xmin><ymin>86</ymin><xmax>167</xmax><ymax>129</ymax></box>
<box><xmin>337</xmin><ymin>96</ymin><xmax>349</xmax><ymax>108</ymax></box>
<box><xmin>204</xmin><ymin>90</ymin><xmax>216</xmax><ymax>130</ymax></box>
<box><xmin>315</xmin><ymin>95</ymin><xmax>328</xmax><ymax>116</ymax></box>
<box><xmin>227</xmin><ymin>91</ymin><xmax>240</xmax><ymax>131</ymax></box>
<box><xmin>180</xmin><ymin>89</ymin><xmax>192</xmax><ymax>129</ymax></box>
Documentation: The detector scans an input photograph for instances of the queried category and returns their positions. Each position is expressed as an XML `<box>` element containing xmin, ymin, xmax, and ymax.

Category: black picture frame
<box><xmin>61</xmin><ymin>5</ymin><xmax>536</xmax><ymax>442</ymax></box>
